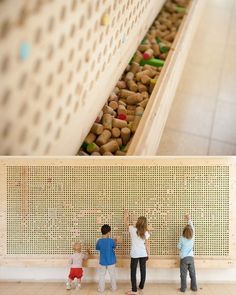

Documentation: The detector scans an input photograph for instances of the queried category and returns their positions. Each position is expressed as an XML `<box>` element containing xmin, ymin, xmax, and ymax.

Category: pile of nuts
<box><xmin>78</xmin><ymin>0</ymin><xmax>190</xmax><ymax>156</ymax></box>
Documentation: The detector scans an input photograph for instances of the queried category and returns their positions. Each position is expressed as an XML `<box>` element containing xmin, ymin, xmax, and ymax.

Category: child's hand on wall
<box><xmin>185</xmin><ymin>214</ymin><xmax>191</xmax><ymax>221</ymax></box>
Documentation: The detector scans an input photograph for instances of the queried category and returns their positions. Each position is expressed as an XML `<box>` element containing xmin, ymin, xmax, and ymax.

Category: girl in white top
<box><xmin>124</xmin><ymin>210</ymin><xmax>150</xmax><ymax>295</ymax></box>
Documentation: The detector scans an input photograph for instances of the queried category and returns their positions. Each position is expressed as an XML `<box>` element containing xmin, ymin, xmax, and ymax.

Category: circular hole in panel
<box><xmin>33</xmin><ymin>111</ymin><xmax>41</xmax><ymax>125</ymax></box>
<box><xmin>18</xmin><ymin>72</ymin><xmax>27</xmax><ymax>89</ymax></box>
<box><xmin>95</xmin><ymin>0</ymin><xmax>100</xmax><ymax>11</ymax></box>
<box><xmin>122</xmin><ymin>4</ymin><xmax>125</xmax><ymax>14</ymax></box>
<box><xmin>87</xmin><ymin>3</ymin><xmax>92</xmax><ymax>18</ymax></box>
<box><xmin>45</xmin><ymin>121</ymin><xmax>52</xmax><ymax>133</ymax></box>
<box><xmin>82</xmin><ymin>90</ymin><xmax>87</xmax><ymax>105</ymax></box>
<box><xmin>19</xmin><ymin>127</ymin><xmax>27</xmax><ymax>143</ymax></box>
<box><xmin>60</xmin><ymin>5</ymin><xmax>67</xmax><ymax>21</ymax></box>
<box><xmin>34</xmin><ymin>85</ymin><xmax>41</xmax><ymax>100</ymax></box>
<box><xmin>1</xmin><ymin>89</ymin><xmax>11</xmax><ymax>106</ymax></box>
<box><xmin>55</xmin><ymin>127</ymin><xmax>61</xmax><ymax>140</ymax></box>
<box><xmin>108</xmin><ymin>53</ymin><xmax>111</xmax><ymax>63</ymax></box>
<box><xmin>103</xmin><ymin>45</ymin><xmax>107</xmax><ymax>55</ymax></box>
<box><xmin>70</xmin><ymin>24</ymin><xmax>76</xmax><ymax>37</ymax></box>
<box><xmin>2</xmin><ymin>122</ymin><xmax>11</xmax><ymax>138</ymax></box>
<box><xmin>73</xmin><ymin>100</ymin><xmax>79</xmax><ymax>112</ymax></box>
<box><xmin>99</xmin><ymin>32</ymin><xmax>104</xmax><ymax>43</ymax></box>
<box><xmin>59</xmin><ymin>34</ymin><xmax>65</xmax><ymax>48</ymax></box>
<box><xmin>33</xmin><ymin>59</ymin><xmax>41</xmax><ymax>73</ymax></box>
<box><xmin>98</xmin><ymin>52</ymin><xmax>101</xmax><ymax>63</ymax></box>
<box><xmin>0</xmin><ymin>19</ymin><xmax>11</xmax><ymax>39</ymax></box>
<box><xmin>94</xmin><ymin>19</ymin><xmax>99</xmax><ymax>31</ymax></box>
<box><xmin>68</xmin><ymin>48</ymin><xmax>74</xmax><ymax>62</ymax></box>
<box><xmin>66</xmin><ymin>94</ymin><xmax>72</xmax><ymax>106</ymax></box>
<box><xmin>56</xmin><ymin>107</ymin><xmax>62</xmax><ymax>119</ymax></box>
<box><xmin>117</xmin><ymin>11</ymin><xmax>121</xmax><ymax>21</ymax></box>
<box><xmin>34</xmin><ymin>0</ymin><xmax>44</xmax><ymax>13</ymax></box>
<box><xmin>18</xmin><ymin>6</ymin><xmax>28</xmax><ymax>26</ymax></box>
<box><xmin>47</xmin><ymin>16</ymin><xmax>55</xmax><ymax>32</ymax></box>
<box><xmin>71</xmin><ymin>0</ymin><xmax>77</xmax><ymax>11</ymax></box>
<box><xmin>109</xmin><ymin>36</ymin><xmax>113</xmax><ymax>47</ymax></box>
<box><xmin>44</xmin><ymin>142</ymin><xmax>51</xmax><ymax>154</ymax></box>
<box><xmin>111</xmin><ymin>17</ymin><xmax>115</xmax><ymax>27</ymax></box>
<box><xmin>34</xmin><ymin>27</ymin><xmax>42</xmax><ymax>44</ymax></box>
<box><xmin>18</xmin><ymin>101</ymin><xmax>27</xmax><ymax>117</ymax></box>
<box><xmin>32</xmin><ymin>137</ymin><xmax>39</xmax><ymax>151</ymax></box>
<box><xmin>46</xmin><ymin>96</ymin><xmax>53</xmax><ymax>109</ymax></box>
<box><xmin>47</xmin><ymin>45</ymin><xmax>54</xmax><ymax>60</ymax></box>
<box><xmin>65</xmin><ymin>113</ymin><xmax>71</xmax><ymax>125</ymax></box>
<box><xmin>1</xmin><ymin>55</ymin><xmax>10</xmax><ymax>73</ymax></box>
<box><xmin>85</xmin><ymin>50</ymin><xmax>90</xmax><ymax>62</ymax></box>
<box><xmin>67</xmin><ymin>70</ymin><xmax>73</xmax><ymax>83</ymax></box>
<box><xmin>79</xmin><ymin>15</ymin><xmax>85</xmax><ymax>29</ymax></box>
<box><xmin>78</xmin><ymin>37</ymin><xmax>84</xmax><ymax>50</ymax></box>
<box><xmin>95</xmin><ymin>70</ymin><xmax>100</xmax><ymax>80</ymax></box>
<box><xmin>47</xmin><ymin>73</ymin><xmax>53</xmax><ymax>86</ymax></box>
<box><xmin>76</xmin><ymin>83</ymin><xmax>82</xmax><ymax>95</ymax></box>
<box><xmin>57</xmin><ymin>60</ymin><xmax>64</xmax><ymax>73</ymax></box>
<box><xmin>113</xmin><ymin>2</ymin><xmax>117</xmax><ymax>10</ymax></box>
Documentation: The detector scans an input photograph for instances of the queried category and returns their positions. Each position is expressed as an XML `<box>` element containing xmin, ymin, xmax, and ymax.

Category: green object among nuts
<box><xmin>140</xmin><ymin>58</ymin><xmax>164</xmax><ymax>67</ymax></box>
<box><xmin>175</xmin><ymin>6</ymin><xmax>187</xmax><ymax>13</ymax></box>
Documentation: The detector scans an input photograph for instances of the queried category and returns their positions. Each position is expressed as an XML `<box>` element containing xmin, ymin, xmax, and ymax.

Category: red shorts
<box><xmin>68</xmin><ymin>268</ymin><xmax>83</xmax><ymax>280</ymax></box>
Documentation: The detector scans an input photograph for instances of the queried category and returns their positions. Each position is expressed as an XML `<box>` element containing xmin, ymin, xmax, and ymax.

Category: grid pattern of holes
<box><xmin>0</xmin><ymin>0</ymin><xmax>159</xmax><ymax>154</ymax></box>
<box><xmin>6</xmin><ymin>165</ymin><xmax>229</xmax><ymax>256</ymax></box>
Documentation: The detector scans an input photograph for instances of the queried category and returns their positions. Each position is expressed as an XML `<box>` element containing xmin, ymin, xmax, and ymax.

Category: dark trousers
<box><xmin>130</xmin><ymin>257</ymin><xmax>147</xmax><ymax>292</ymax></box>
<box><xmin>180</xmin><ymin>256</ymin><xmax>197</xmax><ymax>292</ymax></box>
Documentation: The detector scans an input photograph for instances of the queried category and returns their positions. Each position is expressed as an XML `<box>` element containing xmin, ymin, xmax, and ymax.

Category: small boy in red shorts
<box><xmin>66</xmin><ymin>242</ymin><xmax>89</xmax><ymax>290</ymax></box>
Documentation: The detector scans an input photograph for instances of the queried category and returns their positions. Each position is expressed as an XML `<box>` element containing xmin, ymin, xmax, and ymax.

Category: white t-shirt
<box><xmin>129</xmin><ymin>225</ymin><xmax>150</xmax><ymax>258</ymax></box>
<box><xmin>69</xmin><ymin>252</ymin><xmax>88</xmax><ymax>268</ymax></box>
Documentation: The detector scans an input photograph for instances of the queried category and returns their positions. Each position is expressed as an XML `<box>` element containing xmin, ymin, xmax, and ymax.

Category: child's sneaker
<box><xmin>76</xmin><ymin>282</ymin><xmax>81</xmax><ymax>290</ymax></box>
<box><xmin>66</xmin><ymin>282</ymin><xmax>71</xmax><ymax>290</ymax></box>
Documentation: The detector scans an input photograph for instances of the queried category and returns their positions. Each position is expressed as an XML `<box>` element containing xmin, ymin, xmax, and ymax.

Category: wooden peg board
<box><xmin>0</xmin><ymin>0</ymin><xmax>165</xmax><ymax>155</ymax></box>
<box><xmin>0</xmin><ymin>157</ymin><xmax>236</xmax><ymax>268</ymax></box>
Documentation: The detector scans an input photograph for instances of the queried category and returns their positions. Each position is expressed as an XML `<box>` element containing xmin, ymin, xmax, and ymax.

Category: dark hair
<box><xmin>183</xmin><ymin>225</ymin><xmax>193</xmax><ymax>239</ymax></box>
<box><xmin>101</xmin><ymin>224</ymin><xmax>111</xmax><ymax>235</ymax></box>
<box><xmin>136</xmin><ymin>216</ymin><xmax>147</xmax><ymax>239</ymax></box>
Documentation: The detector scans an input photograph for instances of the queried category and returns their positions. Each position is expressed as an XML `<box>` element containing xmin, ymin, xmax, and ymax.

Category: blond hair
<box><xmin>73</xmin><ymin>242</ymin><xmax>81</xmax><ymax>252</ymax></box>
<box><xmin>136</xmin><ymin>216</ymin><xmax>147</xmax><ymax>239</ymax></box>
<box><xmin>183</xmin><ymin>225</ymin><xmax>193</xmax><ymax>239</ymax></box>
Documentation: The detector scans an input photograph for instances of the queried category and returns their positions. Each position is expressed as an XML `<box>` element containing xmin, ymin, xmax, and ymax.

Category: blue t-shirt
<box><xmin>96</xmin><ymin>237</ymin><xmax>116</xmax><ymax>266</ymax></box>
<box><xmin>177</xmin><ymin>220</ymin><xmax>195</xmax><ymax>259</ymax></box>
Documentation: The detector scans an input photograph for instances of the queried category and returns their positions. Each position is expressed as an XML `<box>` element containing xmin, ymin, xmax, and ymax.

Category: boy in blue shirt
<box><xmin>96</xmin><ymin>224</ymin><xmax>117</xmax><ymax>292</ymax></box>
<box><xmin>177</xmin><ymin>214</ymin><xmax>197</xmax><ymax>292</ymax></box>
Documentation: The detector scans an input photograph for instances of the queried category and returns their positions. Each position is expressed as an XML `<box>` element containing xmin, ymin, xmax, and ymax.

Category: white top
<box><xmin>129</xmin><ymin>225</ymin><xmax>150</xmax><ymax>258</ymax></box>
<box><xmin>69</xmin><ymin>252</ymin><xmax>88</xmax><ymax>268</ymax></box>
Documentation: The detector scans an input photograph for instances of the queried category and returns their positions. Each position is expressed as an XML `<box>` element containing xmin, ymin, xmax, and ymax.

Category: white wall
<box><xmin>1</xmin><ymin>266</ymin><xmax>236</xmax><ymax>283</ymax></box>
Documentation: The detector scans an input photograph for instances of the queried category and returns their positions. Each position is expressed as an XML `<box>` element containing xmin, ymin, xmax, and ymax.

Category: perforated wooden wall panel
<box><xmin>0</xmin><ymin>0</ymin><xmax>165</xmax><ymax>155</ymax></box>
<box><xmin>1</xmin><ymin>157</ymin><xmax>236</xmax><ymax>268</ymax></box>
